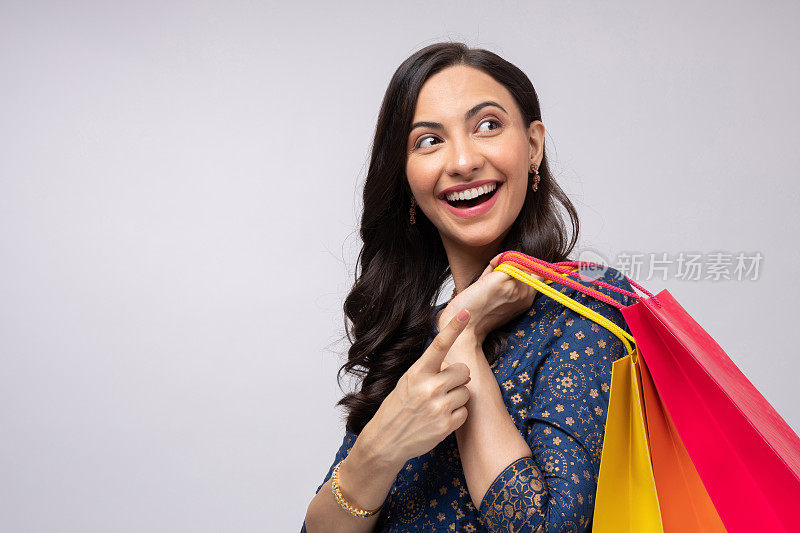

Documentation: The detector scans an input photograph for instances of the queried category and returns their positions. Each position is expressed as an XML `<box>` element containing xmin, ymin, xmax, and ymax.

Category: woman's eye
<box><xmin>413</xmin><ymin>119</ymin><xmax>501</xmax><ymax>149</ymax></box>
<box><xmin>478</xmin><ymin>118</ymin><xmax>502</xmax><ymax>132</ymax></box>
<box><xmin>416</xmin><ymin>136</ymin><xmax>440</xmax><ymax>149</ymax></box>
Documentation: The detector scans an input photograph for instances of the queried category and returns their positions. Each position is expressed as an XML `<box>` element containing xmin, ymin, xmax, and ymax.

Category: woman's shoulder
<box><xmin>509</xmin><ymin>263</ymin><xmax>636</xmax><ymax>368</ymax></box>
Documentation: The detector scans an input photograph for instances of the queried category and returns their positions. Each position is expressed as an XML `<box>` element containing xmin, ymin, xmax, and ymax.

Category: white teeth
<box><xmin>446</xmin><ymin>183</ymin><xmax>497</xmax><ymax>202</ymax></box>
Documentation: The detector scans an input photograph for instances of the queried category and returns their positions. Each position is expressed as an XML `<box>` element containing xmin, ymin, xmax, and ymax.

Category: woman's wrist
<box><xmin>445</xmin><ymin>332</ymin><xmax>494</xmax><ymax>392</ymax></box>
<box><xmin>438</xmin><ymin>308</ymin><xmax>486</xmax><ymax>344</ymax></box>
<box><xmin>337</xmin><ymin>435</ymin><xmax>404</xmax><ymax>510</ymax></box>
<box><xmin>352</xmin><ymin>429</ymin><xmax>406</xmax><ymax>472</ymax></box>
<box><xmin>448</xmin><ymin>328</ymin><xmax>486</xmax><ymax>359</ymax></box>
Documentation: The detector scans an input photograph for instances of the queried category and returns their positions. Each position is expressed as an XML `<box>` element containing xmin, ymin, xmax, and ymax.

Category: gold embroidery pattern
<box><xmin>479</xmin><ymin>456</ymin><xmax>549</xmax><ymax>531</ymax></box>
<box><xmin>547</xmin><ymin>363</ymin><xmax>587</xmax><ymax>401</ymax></box>
<box><xmin>393</xmin><ymin>484</ymin><xmax>425</xmax><ymax>524</ymax></box>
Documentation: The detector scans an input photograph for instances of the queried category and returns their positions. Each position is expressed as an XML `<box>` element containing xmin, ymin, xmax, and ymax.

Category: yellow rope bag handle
<box><xmin>495</xmin><ymin>262</ymin><xmax>637</xmax><ymax>357</ymax></box>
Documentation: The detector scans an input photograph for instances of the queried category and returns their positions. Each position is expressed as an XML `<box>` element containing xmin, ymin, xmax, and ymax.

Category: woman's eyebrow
<box><xmin>409</xmin><ymin>100</ymin><xmax>508</xmax><ymax>132</ymax></box>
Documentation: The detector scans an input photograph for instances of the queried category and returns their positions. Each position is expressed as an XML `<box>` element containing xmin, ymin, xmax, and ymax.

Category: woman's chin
<box><xmin>444</xmin><ymin>227</ymin><xmax>507</xmax><ymax>248</ymax></box>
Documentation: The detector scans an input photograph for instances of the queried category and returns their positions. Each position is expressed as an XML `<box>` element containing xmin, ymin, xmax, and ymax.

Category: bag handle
<box><xmin>502</xmin><ymin>256</ymin><xmax>628</xmax><ymax>311</ymax></box>
<box><xmin>498</xmin><ymin>251</ymin><xmax>663</xmax><ymax>308</ymax></box>
<box><xmin>495</xmin><ymin>262</ymin><xmax>637</xmax><ymax>357</ymax></box>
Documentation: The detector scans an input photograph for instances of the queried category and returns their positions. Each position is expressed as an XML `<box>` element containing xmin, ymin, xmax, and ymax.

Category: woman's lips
<box><xmin>438</xmin><ymin>182</ymin><xmax>502</xmax><ymax>219</ymax></box>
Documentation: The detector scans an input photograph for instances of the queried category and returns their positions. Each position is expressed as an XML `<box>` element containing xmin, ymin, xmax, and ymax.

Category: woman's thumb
<box><xmin>489</xmin><ymin>253</ymin><xmax>505</xmax><ymax>268</ymax></box>
<box><xmin>479</xmin><ymin>263</ymin><xmax>493</xmax><ymax>280</ymax></box>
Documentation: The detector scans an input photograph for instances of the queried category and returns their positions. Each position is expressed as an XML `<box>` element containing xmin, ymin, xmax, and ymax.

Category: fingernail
<box><xmin>457</xmin><ymin>309</ymin><xmax>469</xmax><ymax>322</ymax></box>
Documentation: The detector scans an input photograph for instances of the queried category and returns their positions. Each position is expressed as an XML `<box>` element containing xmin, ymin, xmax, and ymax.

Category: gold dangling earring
<box><xmin>409</xmin><ymin>197</ymin><xmax>417</xmax><ymax>225</ymax></box>
<box><xmin>529</xmin><ymin>161</ymin><xmax>540</xmax><ymax>191</ymax></box>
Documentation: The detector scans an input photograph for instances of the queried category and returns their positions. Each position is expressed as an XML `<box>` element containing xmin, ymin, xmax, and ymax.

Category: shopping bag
<box><xmin>637</xmin><ymin>352</ymin><xmax>726</xmax><ymax>532</ymax></box>
<box><xmin>496</xmin><ymin>260</ymin><xmax>663</xmax><ymax>532</ymax></box>
<box><xmin>498</xmin><ymin>255</ymin><xmax>727</xmax><ymax>531</ymax></box>
<box><xmin>594</xmin><ymin>347</ymin><xmax>664</xmax><ymax>532</ymax></box>
<box><xmin>622</xmin><ymin>290</ymin><xmax>800</xmax><ymax>532</ymax></box>
<box><xmin>495</xmin><ymin>251</ymin><xmax>800</xmax><ymax>533</ymax></box>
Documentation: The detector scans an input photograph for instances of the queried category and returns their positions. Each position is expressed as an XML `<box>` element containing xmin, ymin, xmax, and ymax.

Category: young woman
<box><xmin>302</xmin><ymin>42</ymin><xmax>635</xmax><ymax>532</ymax></box>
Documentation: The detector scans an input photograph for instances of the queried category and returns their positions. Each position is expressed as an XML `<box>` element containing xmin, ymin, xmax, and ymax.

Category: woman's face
<box><xmin>406</xmin><ymin>64</ymin><xmax>544</xmax><ymax>251</ymax></box>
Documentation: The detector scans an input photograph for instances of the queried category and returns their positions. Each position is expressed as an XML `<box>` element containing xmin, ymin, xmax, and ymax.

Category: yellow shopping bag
<box><xmin>592</xmin><ymin>346</ymin><xmax>663</xmax><ymax>532</ymax></box>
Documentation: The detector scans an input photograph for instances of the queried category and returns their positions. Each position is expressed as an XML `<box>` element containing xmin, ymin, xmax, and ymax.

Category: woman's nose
<box><xmin>445</xmin><ymin>138</ymin><xmax>484</xmax><ymax>177</ymax></box>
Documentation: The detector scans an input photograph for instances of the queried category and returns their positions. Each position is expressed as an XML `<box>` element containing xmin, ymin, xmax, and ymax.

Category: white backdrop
<box><xmin>1</xmin><ymin>1</ymin><xmax>798</xmax><ymax>531</ymax></box>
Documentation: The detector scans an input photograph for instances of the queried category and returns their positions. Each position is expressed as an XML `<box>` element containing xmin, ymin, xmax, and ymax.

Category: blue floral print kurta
<box><xmin>303</xmin><ymin>265</ymin><xmax>636</xmax><ymax>532</ymax></box>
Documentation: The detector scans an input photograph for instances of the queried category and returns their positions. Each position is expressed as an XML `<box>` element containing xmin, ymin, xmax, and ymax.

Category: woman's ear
<box><xmin>527</xmin><ymin>120</ymin><xmax>545</xmax><ymax>164</ymax></box>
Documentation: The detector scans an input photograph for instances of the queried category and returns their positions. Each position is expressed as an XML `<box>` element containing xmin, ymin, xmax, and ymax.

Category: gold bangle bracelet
<box><xmin>331</xmin><ymin>459</ymin><xmax>383</xmax><ymax>517</ymax></box>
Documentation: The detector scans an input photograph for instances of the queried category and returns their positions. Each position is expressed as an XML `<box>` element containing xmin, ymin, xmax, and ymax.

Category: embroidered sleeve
<box><xmin>301</xmin><ymin>430</ymin><xmax>359</xmax><ymax>532</ymax></box>
<box><xmin>478</xmin><ymin>267</ymin><xmax>634</xmax><ymax>532</ymax></box>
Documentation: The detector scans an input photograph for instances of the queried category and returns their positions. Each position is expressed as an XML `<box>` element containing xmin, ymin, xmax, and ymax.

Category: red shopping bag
<box><xmin>623</xmin><ymin>290</ymin><xmax>800</xmax><ymax>532</ymax></box>
<box><xmin>497</xmin><ymin>251</ymin><xmax>800</xmax><ymax>533</ymax></box>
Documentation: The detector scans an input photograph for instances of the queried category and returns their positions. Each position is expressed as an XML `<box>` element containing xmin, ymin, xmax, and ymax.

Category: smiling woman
<box><xmin>301</xmin><ymin>42</ymin><xmax>619</xmax><ymax>533</ymax></box>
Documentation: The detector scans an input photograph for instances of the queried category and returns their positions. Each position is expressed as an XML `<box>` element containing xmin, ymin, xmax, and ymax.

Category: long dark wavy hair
<box><xmin>336</xmin><ymin>42</ymin><xmax>581</xmax><ymax>435</ymax></box>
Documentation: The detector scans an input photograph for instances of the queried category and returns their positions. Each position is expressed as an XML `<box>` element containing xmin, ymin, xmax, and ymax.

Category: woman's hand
<box><xmin>437</xmin><ymin>253</ymin><xmax>543</xmax><ymax>345</ymax></box>
<box><xmin>358</xmin><ymin>310</ymin><xmax>474</xmax><ymax>468</ymax></box>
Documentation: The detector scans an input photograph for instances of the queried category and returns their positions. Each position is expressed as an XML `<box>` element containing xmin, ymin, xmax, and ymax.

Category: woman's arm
<box><xmin>303</xmin><ymin>433</ymin><xmax>403</xmax><ymax>533</ymax></box>
<box><xmin>449</xmin><ymin>332</ymin><xmax>539</xmax><ymax>513</ymax></box>
<box><xmin>452</xmin><ymin>289</ymin><xmax>629</xmax><ymax>531</ymax></box>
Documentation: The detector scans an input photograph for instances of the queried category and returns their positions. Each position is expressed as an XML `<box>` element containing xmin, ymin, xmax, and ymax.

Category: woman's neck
<box><xmin>441</xmin><ymin>235</ymin><xmax>505</xmax><ymax>296</ymax></box>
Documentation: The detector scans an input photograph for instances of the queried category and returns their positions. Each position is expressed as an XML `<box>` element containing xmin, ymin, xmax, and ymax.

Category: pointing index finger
<box><xmin>416</xmin><ymin>309</ymin><xmax>470</xmax><ymax>373</ymax></box>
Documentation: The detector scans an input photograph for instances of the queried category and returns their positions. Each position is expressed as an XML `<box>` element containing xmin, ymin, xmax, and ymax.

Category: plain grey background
<box><xmin>1</xmin><ymin>1</ymin><xmax>798</xmax><ymax>531</ymax></box>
